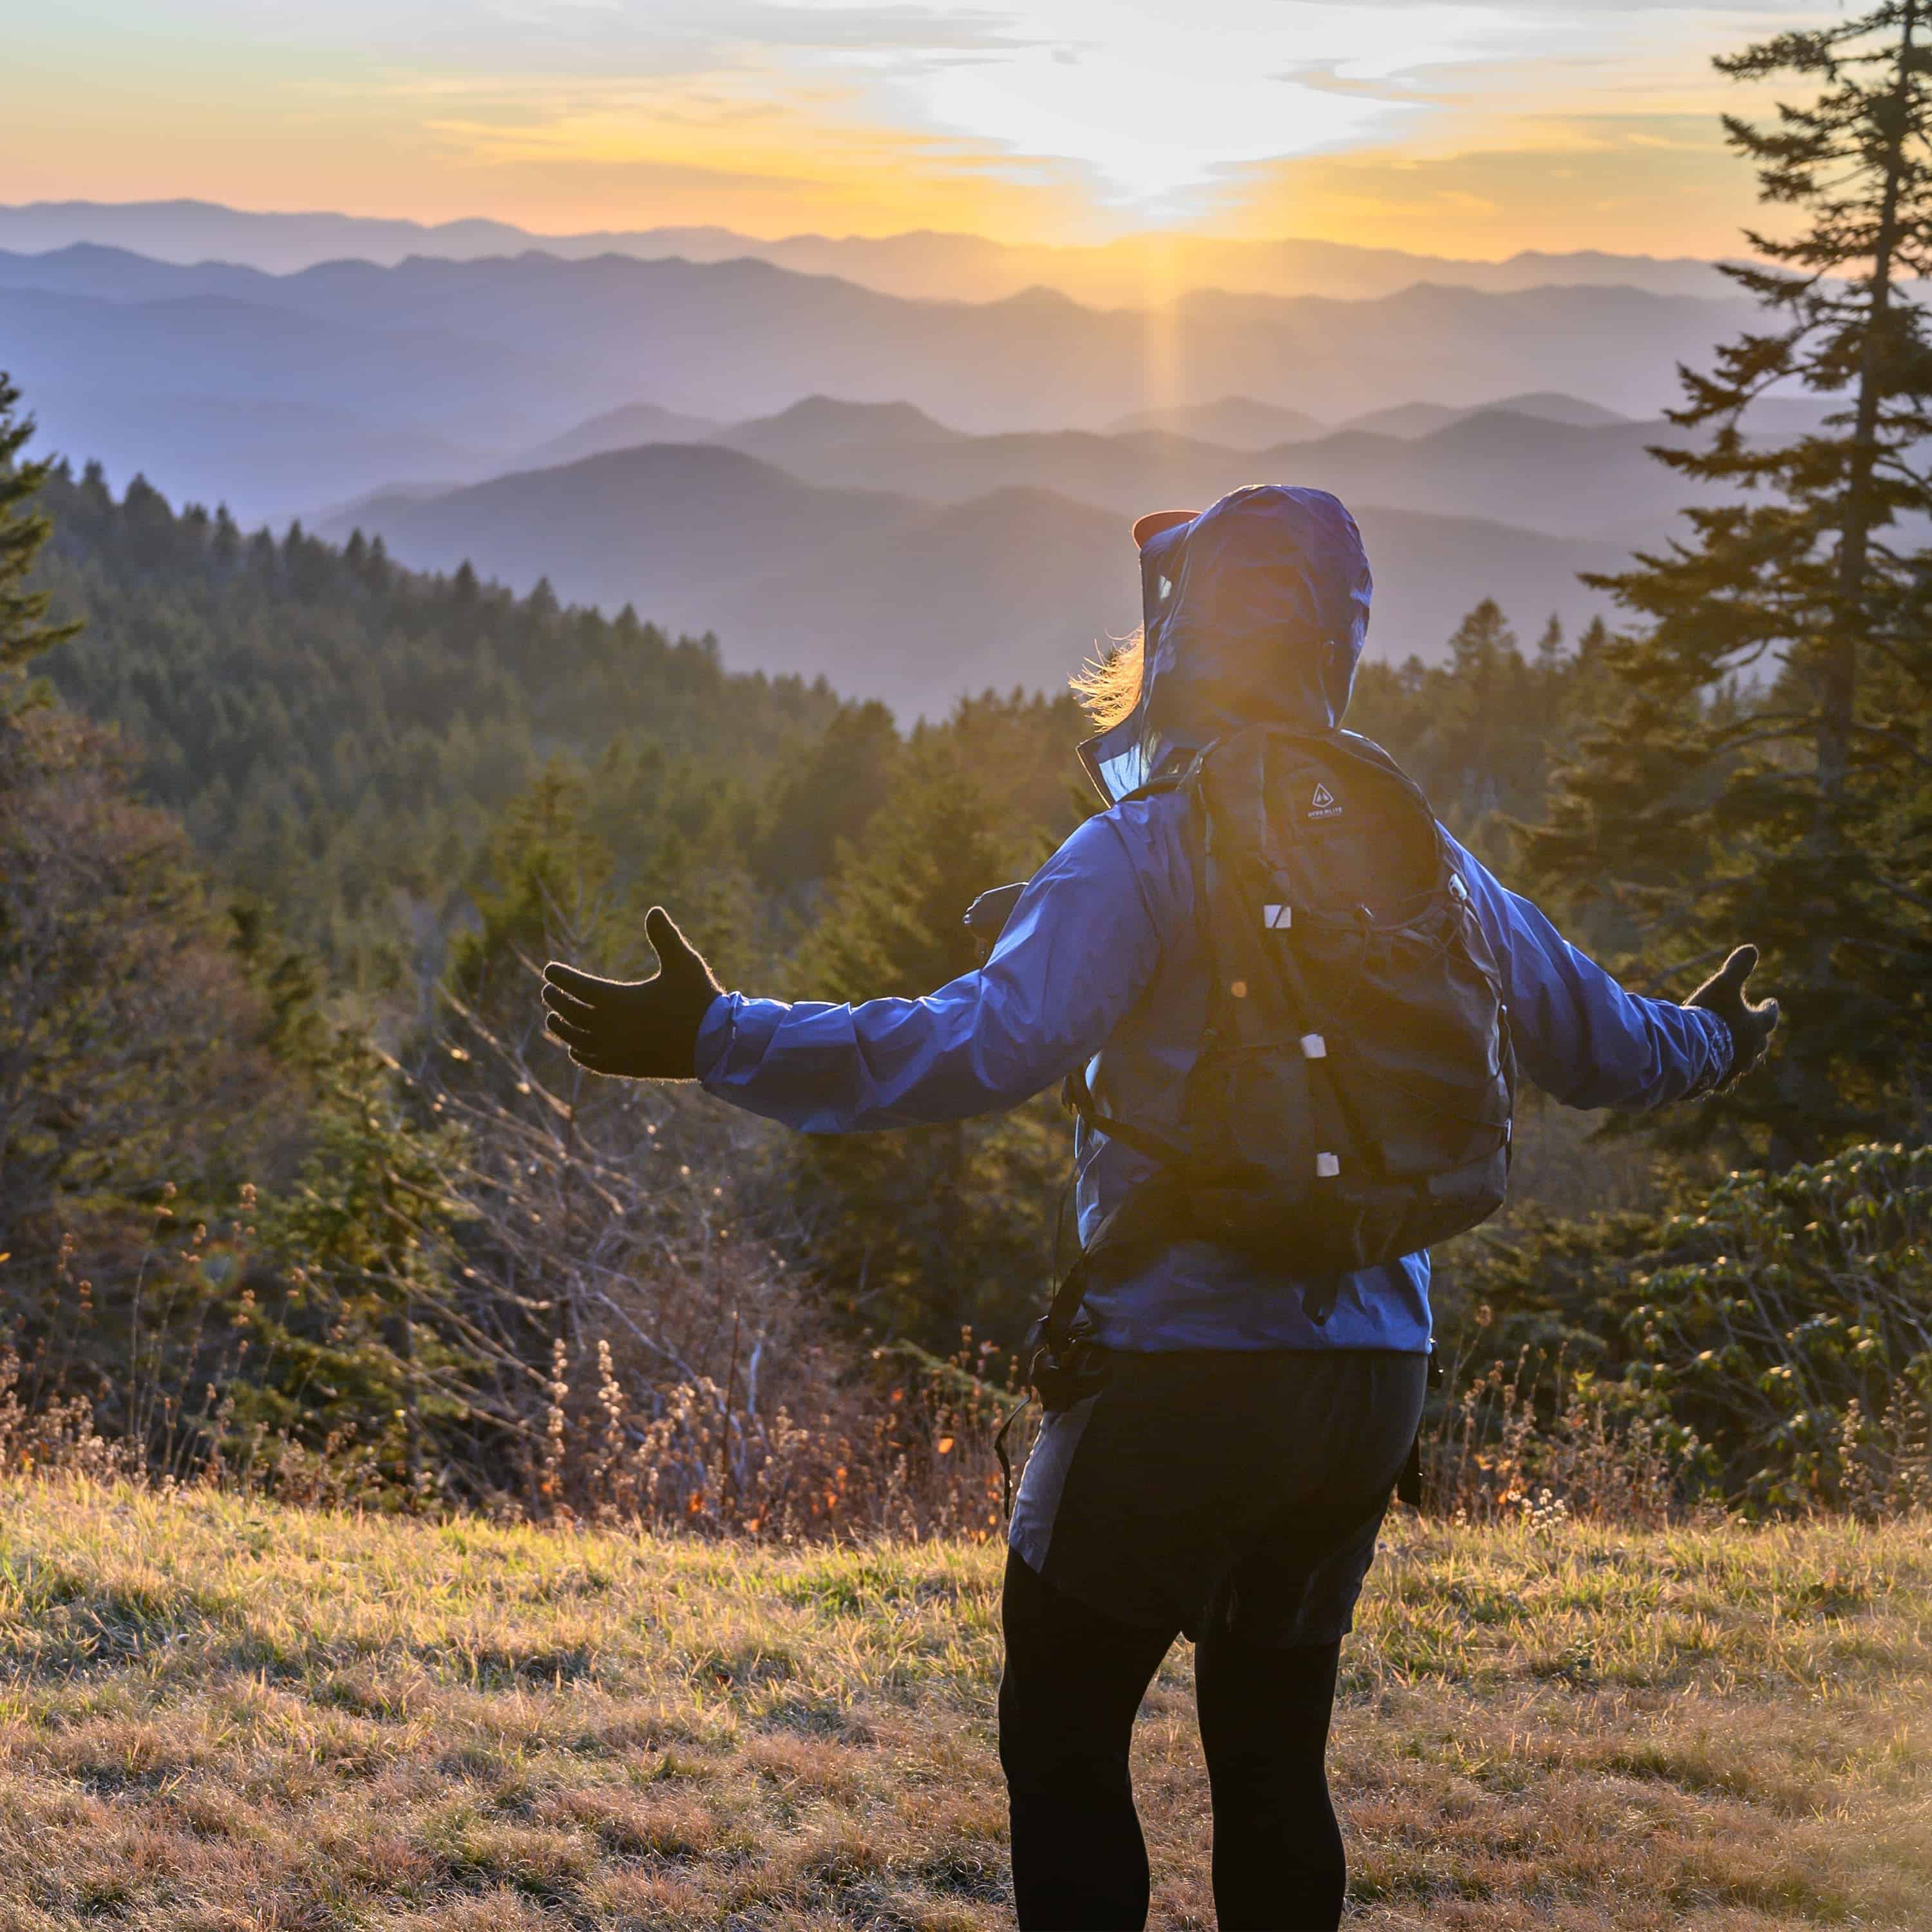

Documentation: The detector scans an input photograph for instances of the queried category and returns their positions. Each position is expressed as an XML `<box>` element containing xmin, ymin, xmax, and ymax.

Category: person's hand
<box><xmin>541</xmin><ymin>907</ymin><xmax>724</xmax><ymax>1079</ymax></box>
<box><xmin>1685</xmin><ymin>944</ymin><xmax>1780</xmax><ymax>1089</ymax></box>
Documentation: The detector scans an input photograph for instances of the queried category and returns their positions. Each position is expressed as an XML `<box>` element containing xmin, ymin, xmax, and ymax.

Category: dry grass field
<box><xmin>0</xmin><ymin>1481</ymin><xmax>1926</xmax><ymax>1931</ymax></box>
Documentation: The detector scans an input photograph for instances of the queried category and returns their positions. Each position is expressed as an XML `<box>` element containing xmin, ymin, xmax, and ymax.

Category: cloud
<box><xmin>404</xmin><ymin>1</ymin><xmax>1040</xmax><ymax>71</ymax></box>
<box><xmin>1</xmin><ymin>0</ymin><xmax>1830</xmax><ymax>252</ymax></box>
<box><xmin>1221</xmin><ymin>110</ymin><xmax>1770</xmax><ymax>258</ymax></box>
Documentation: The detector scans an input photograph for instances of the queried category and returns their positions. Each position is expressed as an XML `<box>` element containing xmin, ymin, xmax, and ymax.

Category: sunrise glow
<box><xmin>3</xmin><ymin>2</ymin><xmax>1819</xmax><ymax>256</ymax></box>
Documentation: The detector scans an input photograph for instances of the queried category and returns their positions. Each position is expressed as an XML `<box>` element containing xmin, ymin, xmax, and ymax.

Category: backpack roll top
<box><xmin>1072</xmin><ymin>723</ymin><xmax>1516</xmax><ymax>1289</ymax></box>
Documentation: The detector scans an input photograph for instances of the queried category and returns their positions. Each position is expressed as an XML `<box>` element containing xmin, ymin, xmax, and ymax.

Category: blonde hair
<box><xmin>1070</xmin><ymin>629</ymin><xmax>1145</xmax><ymax>731</ymax></box>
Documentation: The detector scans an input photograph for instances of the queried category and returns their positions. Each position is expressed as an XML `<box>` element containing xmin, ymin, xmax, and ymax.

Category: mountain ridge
<box><xmin>315</xmin><ymin>437</ymin><xmax>1627</xmax><ymax>719</ymax></box>
<box><xmin>1</xmin><ymin>243</ymin><xmax>1756</xmax><ymax>521</ymax></box>
<box><xmin>474</xmin><ymin>399</ymin><xmax>1702</xmax><ymax>544</ymax></box>
<box><xmin>0</xmin><ymin>200</ymin><xmax>1738</xmax><ymax>306</ymax></box>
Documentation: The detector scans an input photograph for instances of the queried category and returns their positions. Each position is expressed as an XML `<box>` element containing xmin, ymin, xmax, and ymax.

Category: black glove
<box><xmin>541</xmin><ymin>907</ymin><xmax>724</xmax><ymax>1079</ymax></box>
<box><xmin>1685</xmin><ymin>943</ymin><xmax>1779</xmax><ymax>1089</ymax></box>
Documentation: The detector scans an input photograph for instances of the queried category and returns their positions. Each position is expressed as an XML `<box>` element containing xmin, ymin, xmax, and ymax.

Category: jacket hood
<box><xmin>1079</xmin><ymin>484</ymin><xmax>1373</xmax><ymax>804</ymax></box>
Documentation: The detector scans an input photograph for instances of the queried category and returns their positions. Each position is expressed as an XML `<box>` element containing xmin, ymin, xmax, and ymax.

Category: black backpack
<box><xmin>1063</xmin><ymin>721</ymin><xmax>1516</xmax><ymax>1314</ymax></box>
<box><xmin>994</xmin><ymin>721</ymin><xmax>1513</xmax><ymax>1511</ymax></box>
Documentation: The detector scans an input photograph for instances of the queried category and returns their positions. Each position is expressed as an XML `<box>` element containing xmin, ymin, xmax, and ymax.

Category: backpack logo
<box><xmin>1308</xmin><ymin>781</ymin><xmax>1343</xmax><ymax>820</ymax></box>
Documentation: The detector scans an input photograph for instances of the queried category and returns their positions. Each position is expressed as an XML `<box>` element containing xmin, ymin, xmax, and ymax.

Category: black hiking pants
<box><xmin>998</xmin><ymin>1347</ymin><xmax>1426</xmax><ymax>1931</ymax></box>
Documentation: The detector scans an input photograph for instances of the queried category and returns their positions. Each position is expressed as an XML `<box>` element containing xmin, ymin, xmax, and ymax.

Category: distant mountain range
<box><xmin>1</xmin><ymin>222</ymin><xmax>1833</xmax><ymax>718</ymax></box>
<box><xmin>514</xmin><ymin>402</ymin><xmax>723</xmax><ymax>470</ymax></box>
<box><xmin>319</xmin><ymin>426</ymin><xmax>1636</xmax><ymax>719</ymax></box>
<box><xmin>0</xmin><ymin>199</ymin><xmax>1739</xmax><ymax>305</ymax></box>
<box><xmin>505</xmin><ymin>388</ymin><xmax>1636</xmax><ymax>480</ymax></box>
<box><xmin>1340</xmin><ymin>393</ymin><xmax>1632</xmax><ymax>437</ymax></box>
<box><xmin>0</xmin><ymin>241</ymin><xmax>1759</xmax><ymax>523</ymax></box>
<box><xmin>649</xmin><ymin>395</ymin><xmax>1701</xmax><ymax>545</ymax></box>
<box><xmin>1106</xmin><ymin>399</ymin><xmax>1329</xmax><ymax>446</ymax></box>
<box><xmin>1103</xmin><ymin>393</ymin><xmax>1636</xmax><ymax>445</ymax></box>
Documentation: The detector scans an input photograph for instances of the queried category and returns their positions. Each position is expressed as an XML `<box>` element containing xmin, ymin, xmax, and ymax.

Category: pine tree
<box><xmin>448</xmin><ymin>762</ymin><xmax>614</xmax><ymax>1024</ymax></box>
<box><xmin>0</xmin><ymin>384</ymin><xmax>296</xmax><ymax>1460</ymax></box>
<box><xmin>793</xmin><ymin>750</ymin><xmax>1008</xmax><ymax>1003</ymax></box>
<box><xmin>788</xmin><ymin>743</ymin><xmax>1066</xmax><ymax>1349</ymax></box>
<box><xmin>0</xmin><ymin>373</ymin><xmax>81</xmax><ymax>692</ymax></box>
<box><xmin>1529</xmin><ymin>3</ymin><xmax>1932</xmax><ymax>1159</ymax></box>
<box><xmin>247</xmin><ymin>1036</ymin><xmax>476</xmax><ymax>1487</ymax></box>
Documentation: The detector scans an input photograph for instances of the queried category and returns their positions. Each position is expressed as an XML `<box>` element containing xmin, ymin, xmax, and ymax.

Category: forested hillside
<box><xmin>5</xmin><ymin>416</ymin><xmax>1689</xmax><ymax>1502</ymax></box>
<box><xmin>6</xmin><ymin>305</ymin><xmax>1927</xmax><ymax>1522</ymax></box>
<box><xmin>28</xmin><ymin>457</ymin><xmax>1609</xmax><ymax>990</ymax></box>
<box><xmin>30</xmin><ymin>462</ymin><xmax>848</xmax><ymax>980</ymax></box>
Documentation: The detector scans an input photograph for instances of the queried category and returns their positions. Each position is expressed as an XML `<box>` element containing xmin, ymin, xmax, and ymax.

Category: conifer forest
<box><xmin>6</xmin><ymin>10</ymin><xmax>1932</xmax><ymax>1928</ymax></box>
<box><xmin>2</xmin><ymin>7</ymin><xmax>1929</xmax><ymax>1539</ymax></box>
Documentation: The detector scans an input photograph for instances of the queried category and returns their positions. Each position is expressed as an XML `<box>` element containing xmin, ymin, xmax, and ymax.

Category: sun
<box><xmin>866</xmin><ymin>3</ymin><xmax>1513</xmax><ymax>216</ymax></box>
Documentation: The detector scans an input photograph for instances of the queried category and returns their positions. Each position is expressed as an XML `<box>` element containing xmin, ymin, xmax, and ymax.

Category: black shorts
<box><xmin>1009</xmin><ymin>1347</ymin><xmax>1427</xmax><ymax>1647</ymax></box>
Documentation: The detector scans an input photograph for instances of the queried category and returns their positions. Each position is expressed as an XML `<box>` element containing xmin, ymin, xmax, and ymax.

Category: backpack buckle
<box><xmin>1022</xmin><ymin>1313</ymin><xmax>1104</xmax><ymax>1414</ymax></box>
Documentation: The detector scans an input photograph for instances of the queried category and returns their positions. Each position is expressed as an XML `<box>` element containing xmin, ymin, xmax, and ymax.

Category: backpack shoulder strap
<box><xmin>1115</xmin><ymin>743</ymin><xmax>1208</xmax><ymax>806</ymax></box>
<box><xmin>1057</xmin><ymin>743</ymin><xmax>1209</xmax><ymax>1170</ymax></box>
<box><xmin>1331</xmin><ymin>728</ymin><xmax>1437</xmax><ymax>814</ymax></box>
<box><xmin>1063</xmin><ymin>1057</ymin><xmax>1189</xmax><ymax>1169</ymax></box>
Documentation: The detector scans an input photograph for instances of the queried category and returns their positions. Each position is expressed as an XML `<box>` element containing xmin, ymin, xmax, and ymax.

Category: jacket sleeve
<box><xmin>1446</xmin><ymin>833</ymin><xmax>1731</xmax><ymax>1110</ymax></box>
<box><xmin>695</xmin><ymin>811</ymin><xmax>1166</xmax><ymax>1132</ymax></box>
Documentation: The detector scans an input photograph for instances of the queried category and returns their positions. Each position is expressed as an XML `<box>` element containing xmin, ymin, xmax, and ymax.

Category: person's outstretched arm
<box><xmin>1446</xmin><ymin>832</ymin><xmax>1777</xmax><ymax>1110</ymax></box>
<box><xmin>542</xmin><ymin>810</ymin><xmax>1170</xmax><ymax>1132</ymax></box>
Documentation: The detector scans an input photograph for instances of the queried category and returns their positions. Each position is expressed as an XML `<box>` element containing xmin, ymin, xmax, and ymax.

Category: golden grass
<box><xmin>0</xmin><ymin>1482</ymin><xmax>1926</xmax><ymax>1929</ymax></box>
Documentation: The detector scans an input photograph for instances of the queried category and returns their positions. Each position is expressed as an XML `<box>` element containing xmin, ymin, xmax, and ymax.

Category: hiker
<box><xmin>540</xmin><ymin>485</ymin><xmax>1779</xmax><ymax>1932</ymax></box>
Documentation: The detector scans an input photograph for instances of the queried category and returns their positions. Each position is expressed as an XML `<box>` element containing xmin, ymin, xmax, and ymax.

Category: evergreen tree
<box><xmin>788</xmin><ymin>743</ymin><xmax>1066</xmax><ymax>1349</ymax></box>
<box><xmin>448</xmin><ymin>763</ymin><xmax>613</xmax><ymax>1023</ymax></box>
<box><xmin>793</xmin><ymin>750</ymin><xmax>1008</xmax><ymax>1005</ymax></box>
<box><xmin>0</xmin><ymin>384</ymin><xmax>297</xmax><ymax>1457</ymax></box>
<box><xmin>247</xmin><ymin>1037</ymin><xmax>476</xmax><ymax>1490</ymax></box>
<box><xmin>1529</xmin><ymin>3</ymin><xmax>1932</xmax><ymax>1159</ymax></box>
<box><xmin>1345</xmin><ymin>599</ymin><xmax>1598</xmax><ymax>875</ymax></box>
<box><xmin>752</xmin><ymin>699</ymin><xmax>902</xmax><ymax>892</ymax></box>
<box><xmin>0</xmin><ymin>373</ymin><xmax>80</xmax><ymax>692</ymax></box>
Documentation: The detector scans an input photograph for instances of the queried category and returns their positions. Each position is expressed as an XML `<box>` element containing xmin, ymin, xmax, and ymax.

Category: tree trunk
<box><xmin>1792</xmin><ymin>0</ymin><xmax>1920</xmax><ymax>1153</ymax></box>
<box><xmin>1821</xmin><ymin>0</ymin><xmax>1917</xmax><ymax>829</ymax></box>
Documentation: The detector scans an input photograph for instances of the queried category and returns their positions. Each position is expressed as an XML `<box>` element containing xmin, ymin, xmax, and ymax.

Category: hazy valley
<box><xmin>323</xmin><ymin>411</ymin><xmax>1638</xmax><ymax>717</ymax></box>
<box><xmin>1</xmin><ymin>234</ymin><xmax>1757</xmax><ymax>503</ymax></box>
<box><xmin>0</xmin><ymin>202</ymin><xmax>1849</xmax><ymax>715</ymax></box>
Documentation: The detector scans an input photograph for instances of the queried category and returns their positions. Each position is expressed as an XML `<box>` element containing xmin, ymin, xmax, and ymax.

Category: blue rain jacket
<box><xmin>697</xmin><ymin>486</ymin><xmax>1731</xmax><ymax>1352</ymax></box>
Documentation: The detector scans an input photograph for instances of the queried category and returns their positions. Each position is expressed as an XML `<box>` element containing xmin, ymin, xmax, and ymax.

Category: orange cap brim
<box><xmin>1132</xmin><ymin>508</ymin><xmax>1198</xmax><ymax>549</ymax></box>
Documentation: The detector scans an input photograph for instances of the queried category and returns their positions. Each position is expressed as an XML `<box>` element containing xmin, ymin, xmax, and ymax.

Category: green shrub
<box><xmin>1439</xmin><ymin>1143</ymin><xmax>1932</xmax><ymax>1512</ymax></box>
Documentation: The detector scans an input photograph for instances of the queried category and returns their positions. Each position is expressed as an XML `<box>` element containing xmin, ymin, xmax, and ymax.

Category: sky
<box><xmin>3</xmin><ymin>1</ymin><xmax>1835</xmax><ymax>260</ymax></box>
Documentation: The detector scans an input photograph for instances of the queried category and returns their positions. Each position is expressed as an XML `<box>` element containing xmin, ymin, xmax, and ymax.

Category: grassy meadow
<box><xmin>0</xmin><ymin>1482</ymin><xmax>1925</xmax><ymax>1931</ymax></box>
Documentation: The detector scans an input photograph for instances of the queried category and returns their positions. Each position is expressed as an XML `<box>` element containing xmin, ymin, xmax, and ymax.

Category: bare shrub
<box><xmin>1425</xmin><ymin>1340</ymin><xmax>1710</xmax><ymax>1528</ymax></box>
<box><xmin>1835</xmin><ymin>1387</ymin><xmax>1932</xmax><ymax>1519</ymax></box>
<box><xmin>350</xmin><ymin>978</ymin><xmax>1028</xmax><ymax>1537</ymax></box>
<box><xmin>539</xmin><ymin>1330</ymin><xmax>1023</xmax><ymax>1542</ymax></box>
<box><xmin>0</xmin><ymin>1347</ymin><xmax>133</xmax><ymax>1484</ymax></box>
